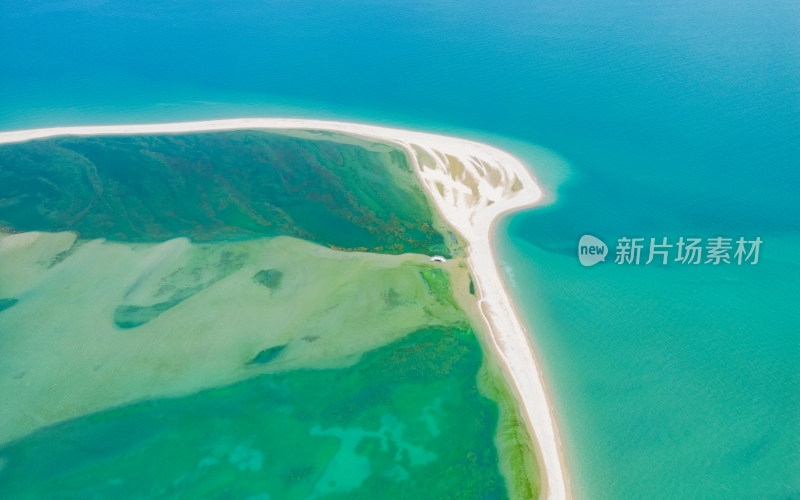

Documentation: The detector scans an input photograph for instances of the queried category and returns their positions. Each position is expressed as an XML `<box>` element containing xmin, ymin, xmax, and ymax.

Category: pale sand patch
<box><xmin>0</xmin><ymin>233</ymin><xmax>462</xmax><ymax>445</ymax></box>
<box><xmin>0</xmin><ymin>119</ymin><xmax>570</xmax><ymax>499</ymax></box>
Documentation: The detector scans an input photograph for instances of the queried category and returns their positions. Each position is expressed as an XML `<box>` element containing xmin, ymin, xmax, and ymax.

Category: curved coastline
<box><xmin>0</xmin><ymin>118</ymin><xmax>570</xmax><ymax>500</ymax></box>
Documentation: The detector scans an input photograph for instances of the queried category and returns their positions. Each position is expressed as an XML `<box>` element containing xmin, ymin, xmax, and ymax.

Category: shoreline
<box><xmin>0</xmin><ymin>118</ymin><xmax>571</xmax><ymax>499</ymax></box>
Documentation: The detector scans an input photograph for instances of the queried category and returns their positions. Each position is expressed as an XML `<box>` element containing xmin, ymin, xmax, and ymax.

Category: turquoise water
<box><xmin>1</xmin><ymin>0</ymin><xmax>798</xmax><ymax>498</ymax></box>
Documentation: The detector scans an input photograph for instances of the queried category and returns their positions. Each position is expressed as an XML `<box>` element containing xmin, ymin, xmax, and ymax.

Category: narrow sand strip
<box><xmin>0</xmin><ymin>118</ymin><xmax>570</xmax><ymax>499</ymax></box>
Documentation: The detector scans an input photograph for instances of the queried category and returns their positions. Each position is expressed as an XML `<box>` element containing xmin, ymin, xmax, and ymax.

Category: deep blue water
<box><xmin>1</xmin><ymin>0</ymin><xmax>799</xmax><ymax>498</ymax></box>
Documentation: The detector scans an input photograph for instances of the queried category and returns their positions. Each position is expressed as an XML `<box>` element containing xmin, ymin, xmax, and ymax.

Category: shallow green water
<box><xmin>0</xmin><ymin>327</ymin><xmax>509</xmax><ymax>500</ymax></box>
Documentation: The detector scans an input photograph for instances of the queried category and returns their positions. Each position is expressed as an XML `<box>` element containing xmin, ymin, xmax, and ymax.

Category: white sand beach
<box><xmin>0</xmin><ymin>118</ymin><xmax>570</xmax><ymax>499</ymax></box>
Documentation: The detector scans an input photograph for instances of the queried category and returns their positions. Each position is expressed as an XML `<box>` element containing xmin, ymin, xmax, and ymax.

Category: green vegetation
<box><xmin>420</xmin><ymin>267</ymin><xmax>458</xmax><ymax>309</ymax></box>
<box><xmin>0</xmin><ymin>131</ymin><xmax>450</xmax><ymax>256</ymax></box>
<box><xmin>478</xmin><ymin>361</ymin><xmax>541</xmax><ymax>500</ymax></box>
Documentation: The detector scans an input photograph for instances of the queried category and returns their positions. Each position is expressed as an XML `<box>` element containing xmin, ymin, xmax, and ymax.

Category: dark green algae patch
<box><xmin>249</xmin><ymin>343</ymin><xmax>288</xmax><ymax>364</ymax></box>
<box><xmin>0</xmin><ymin>326</ymin><xmax>509</xmax><ymax>500</ymax></box>
<box><xmin>0</xmin><ymin>130</ymin><xmax>451</xmax><ymax>256</ymax></box>
<box><xmin>0</xmin><ymin>298</ymin><xmax>18</xmax><ymax>313</ymax></box>
<box><xmin>252</xmin><ymin>268</ymin><xmax>284</xmax><ymax>289</ymax></box>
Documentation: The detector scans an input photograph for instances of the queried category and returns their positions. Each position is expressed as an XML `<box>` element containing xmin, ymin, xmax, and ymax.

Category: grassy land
<box><xmin>478</xmin><ymin>360</ymin><xmax>542</xmax><ymax>500</ymax></box>
<box><xmin>0</xmin><ymin>130</ymin><xmax>451</xmax><ymax>255</ymax></box>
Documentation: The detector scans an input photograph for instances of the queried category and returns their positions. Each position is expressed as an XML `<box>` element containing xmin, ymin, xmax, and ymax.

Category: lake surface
<box><xmin>1</xmin><ymin>0</ymin><xmax>798</xmax><ymax>498</ymax></box>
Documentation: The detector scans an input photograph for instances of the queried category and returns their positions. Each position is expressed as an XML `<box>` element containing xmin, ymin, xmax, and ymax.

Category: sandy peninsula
<box><xmin>0</xmin><ymin>118</ymin><xmax>570</xmax><ymax>500</ymax></box>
